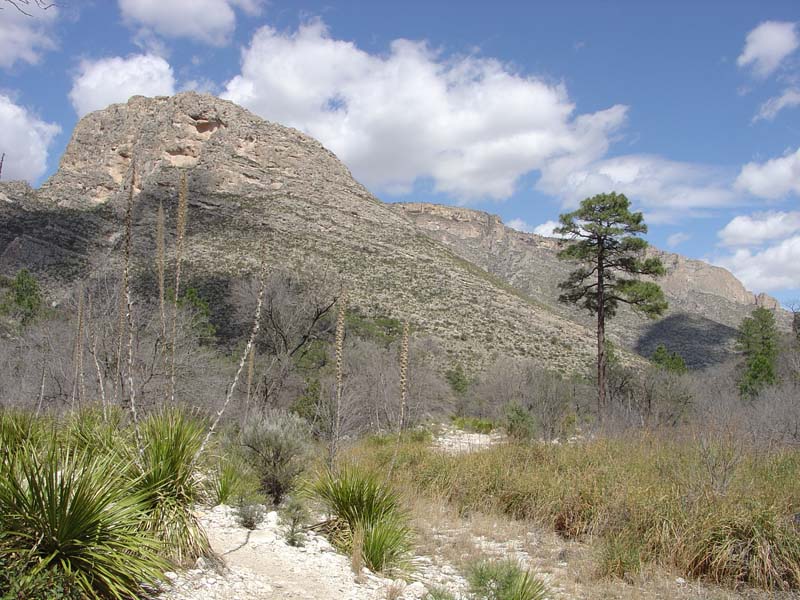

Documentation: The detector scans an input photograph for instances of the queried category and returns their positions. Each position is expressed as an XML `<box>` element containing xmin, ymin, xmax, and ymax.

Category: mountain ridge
<box><xmin>0</xmin><ymin>92</ymin><xmax>786</xmax><ymax>371</ymax></box>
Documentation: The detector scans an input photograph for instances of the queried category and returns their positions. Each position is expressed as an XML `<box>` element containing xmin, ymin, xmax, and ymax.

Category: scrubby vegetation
<box><xmin>1</xmin><ymin>185</ymin><xmax>799</xmax><ymax>598</ymax></box>
<box><xmin>349</xmin><ymin>431</ymin><xmax>800</xmax><ymax>590</ymax></box>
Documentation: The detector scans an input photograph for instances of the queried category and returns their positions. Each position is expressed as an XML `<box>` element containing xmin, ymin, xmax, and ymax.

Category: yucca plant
<box><xmin>135</xmin><ymin>408</ymin><xmax>210</xmax><ymax>564</ymax></box>
<box><xmin>0</xmin><ymin>442</ymin><xmax>166</xmax><ymax>599</ymax></box>
<box><xmin>311</xmin><ymin>466</ymin><xmax>412</xmax><ymax>573</ymax></box>
<box><xmin>467</xmin><ymin>559</ymin><xmax>549</xmax><ymax>600</ymax></box>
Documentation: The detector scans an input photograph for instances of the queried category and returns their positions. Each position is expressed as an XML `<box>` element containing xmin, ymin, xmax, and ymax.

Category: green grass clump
<box><xmin>311</xmin><ymin>466</ymin><xmax>412</xmax><ymax>573</ymax></box>
<box><xmin>596</xmin><ymin>532</ymin><xmax>644</xmax><ymax>581</ymax></box>
<box><xmin>0</xmin><ymin>443</ymin><xmax>167</xmax><ymax>600</ymax></box>
<box><xmin>208</xmin><ymin>453</ymin><xmax>260</xmax><ymax>506</ymax></box>
<box><xmin>467</xmin><ymin>558</ymin><xmax>548</xmax><ymax>600</ymax></box>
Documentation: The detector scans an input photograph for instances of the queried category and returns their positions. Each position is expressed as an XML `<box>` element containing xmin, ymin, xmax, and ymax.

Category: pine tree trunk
<box><xmin>596</xmin><ymin>250</ymin><xmax>606</xmax><ymax>415</ymax></box>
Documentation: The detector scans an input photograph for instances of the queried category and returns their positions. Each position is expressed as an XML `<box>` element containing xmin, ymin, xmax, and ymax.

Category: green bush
<box><xmin>452</xmin><ymin>416</ymin><xmax>493</xmax><ymax>434</ymax></box>
<box><xmin>0</xmin><ymin>443</ymin><xmax>166</xmax><ymax>599</ymax></box>
<box><xmin>466</xmin><ymin>559</ymin><xmax>548</xmax><ymax>600</ymax></box>
<box><xmin>136</xmin><ymin>408</ymin><xmax>210</xmax><ymax>564</ymax></box>
<box><xmin>504</xmin><ymin>403</ymin><xmax>536</xmax><ymax>440</ymax></box>
<box><xmin>0</xmin><ymin>269</ymin><xmax>43</xmax><ymax>325</ymax></box>
<box><xmin>311</xmin><ymin>467</ymin><xmax>412</xmax><ymax>573</ymax></box>
<box><xmin>241</xmin><ymin>409</ymin><xmax>312</xmax><ymax>505</ymax></box>
<box><xmin>280</xmin><ymin>496</ymin><xmax>310</xmax><ymax>547</ymax></box>
<box><xmin>235</xmin><ymin>501</ymin><xmax>265</xmax><ymax>530</ymax></box>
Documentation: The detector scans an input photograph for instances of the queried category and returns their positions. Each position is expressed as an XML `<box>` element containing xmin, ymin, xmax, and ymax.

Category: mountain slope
<box><xmin>0</xmin><ymin>92</ymin><xmax>604</xmax><ymax>374</ymax></box>
<box><xmin>394</xmin><ymin>203</ymin><xmax>788</xmax><ymax>367</ymax></box>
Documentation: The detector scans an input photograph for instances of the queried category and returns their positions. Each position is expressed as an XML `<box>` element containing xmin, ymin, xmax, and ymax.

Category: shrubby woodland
<box><xmin>0</xmin><ymin>184</ymin><xmax>799</xmax><ymax>600</ymax></box>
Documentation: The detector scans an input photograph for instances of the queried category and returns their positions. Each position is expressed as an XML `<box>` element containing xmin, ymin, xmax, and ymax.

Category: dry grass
<box><xmin>346</xmin><ymin>432</ymin><xmax>800</xmax><ymax>595</ymax></box>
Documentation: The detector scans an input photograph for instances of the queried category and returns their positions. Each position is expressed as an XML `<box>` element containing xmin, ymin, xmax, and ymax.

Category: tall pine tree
<box><xmin>556</xmin><ymin>192</ymin><xmax>667</xmax><ymax>412</ymax></box>
<box><xmin>737</xmin><ymin>306</ymin><xmax>779</xmax><ymax>398</ymax></box>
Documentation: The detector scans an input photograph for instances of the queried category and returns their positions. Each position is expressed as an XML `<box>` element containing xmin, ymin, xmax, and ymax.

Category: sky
<box><xmin>1</xmin><ymin>0</ymin><xmax>800</xmax><ymax>304</ymax></box>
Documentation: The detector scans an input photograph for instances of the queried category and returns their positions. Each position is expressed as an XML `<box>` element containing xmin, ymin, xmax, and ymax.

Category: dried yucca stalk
<box><xmin>85</xmin><ymin>292</ymin><xmax>108</xmax><ymax>421</ymax></box>
<box><xmin>195</xmin><ymin>259</ymin><xmax>267</xmax><ymax>461</ymax></box>
<box><xmin>123</xmin><ymin>167</ymin><xmax>143</xmax><ymax>455</ymax></box>
<box><xmin>70</xmin><ymin>285</ymin><xmax>85</xmax><ymax>410</ymax></box>
<box><xmin>169</xmin><ymin>172</ymin><xmax>189</xmax><ymax>404</ymax></box>
<box><xmin>398</xmin><ymin>321</ymin><xmax>410</xmax><ymax>432</ymax></box>
<box><xmin>156</xmin><ymin>200</ymin><xmax>166</xmax><ymax>339</ymax></box>
<box><xmin>329</xmin><ymin>289</ymin><xmax>347</xmax><ymax>469</ymax></box>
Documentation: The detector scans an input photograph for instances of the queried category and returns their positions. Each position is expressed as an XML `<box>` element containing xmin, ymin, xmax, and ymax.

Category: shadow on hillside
<box><xmin>635</xmin><ymin>312</ymin><xmax>739</xmax><ymax>369</ymax></box>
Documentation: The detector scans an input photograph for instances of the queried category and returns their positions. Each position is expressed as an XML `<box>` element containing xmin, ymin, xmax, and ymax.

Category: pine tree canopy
<box><xmin>556</xmin><ymin>192</ymin><xmax>668</xmax><ymax>320</ymax></box>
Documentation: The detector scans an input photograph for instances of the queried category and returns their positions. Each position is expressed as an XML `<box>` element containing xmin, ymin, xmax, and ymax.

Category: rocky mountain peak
<box><xmin>36</xmin><ymin>92</ymin><xmax>364</xmax><ymax>211</ymax></box>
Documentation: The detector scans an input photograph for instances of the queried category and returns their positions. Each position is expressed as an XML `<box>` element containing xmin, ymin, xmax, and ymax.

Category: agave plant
<box><xmin>0</xmin><ymin>442</ymin><xmax>167</xmax><ymax>599</ymax></box>
<box><xmin>135</xmin><ymin>408</ymin><xmax>211</xmax><ymax>564</ymax></box>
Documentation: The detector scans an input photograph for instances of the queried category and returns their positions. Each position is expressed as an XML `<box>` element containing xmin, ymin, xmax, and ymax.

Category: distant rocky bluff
<box><xmin>0</xmin><ymin>93</ymin><xmax>788</xmax><ymax>370</ymax></box>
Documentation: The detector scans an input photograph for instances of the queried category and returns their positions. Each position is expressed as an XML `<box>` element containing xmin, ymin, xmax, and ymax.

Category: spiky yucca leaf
<box><xmin>0</xmin><ymin>443</ymin><xmax>166</xmax><ymax>600</ymax></box>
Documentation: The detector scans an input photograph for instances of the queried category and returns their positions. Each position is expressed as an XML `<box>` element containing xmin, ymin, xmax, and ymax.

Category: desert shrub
<box><xmin>235</xmin><ymin>501</ymin><xmax>266</xmax><ymax>530</ymax></box>
<box><xmin>280</xmin><ymin>496</ymin><xmax>310</xmax><ymax>546</ymax></box>
<box><xmin>424</xmin><ymin>588</ymin><xmax>457</xmax><ymax>600</ymax></box>
<box><xmin>0</xmin><ymin>442</ymin><xmax>166</xmax><ymax>599</ymax></box>
<box><xmin>311</xmin><ymin>466</ymin><xmax>412</xmax><ymax>573</ymax></box>
<box><xmin>466</xmin><ymin>558</ymin><xmax>548</xmax><ymax>600</ymax></box>
<box><xmin>452</xmin><ymin>416</ymin><xmax>493</xmax><ymax>434</ymax></box>
<box><xmin>0</xmin><ymin>551</ymin><xmax>83</xmax><ymax>599</ymax></box>
<box><xmin>241</xmin><ymin>409</ymin><xmax>312</xmax><ymax>505</ymax></box>
<box><xmin>136</xmin><ymin>408</ymin><xmax>210</xmax><ymax>564</ymax></box>
<box><xmin>504</xmin><ymin>403</ymin><xmax>536</xmax><ymax>440</ymax></box>
<box><xmin>64</xmin><ymin>406</ymin><xmax>128</xmax><ymax>458</ymax></box>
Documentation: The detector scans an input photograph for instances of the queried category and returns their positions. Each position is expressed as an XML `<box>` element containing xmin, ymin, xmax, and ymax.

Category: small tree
<box><xmin>651</xmin><ymin>344</ymin><xmax>687</xmax><ymax>374</ymax></box>
<box><xmin>556</xmin><ymin>192</ymin><xmax>667</xmax><ymax>412</ymax></box>
<box><xmin>737</xmin><ymin>307</ymin><xmax>779</xmax><ymax>398</ymax></box>
<box><xmin>1</xmin><ymin>269</ymin><xmax>43</xmax><ymax>325</ymax></box>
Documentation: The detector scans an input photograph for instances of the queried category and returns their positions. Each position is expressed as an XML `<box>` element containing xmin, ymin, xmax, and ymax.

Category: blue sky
<box><xmin>1</xmin><ymin>0</ymin><xmax>800</xmax><ymax>303</ymax></box>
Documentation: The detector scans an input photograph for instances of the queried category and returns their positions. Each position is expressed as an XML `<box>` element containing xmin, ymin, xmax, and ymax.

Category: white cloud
<box><xmin>666</xmin><ymin>232</ymin><xmax>690</xmax><ymax>248</ymax></box>
<box><xmin>537</xmin><ymin>154</ymin><xmax>738</xmax><ymax>223</ymax></box>
<box><xmin>716</xmin><ymin>236</ymin><xmax>800</xmax><ymax>291</ymax></box>
<box><xmin>718</xmin><ymin>211</ymin><xmax>800</xmax><ymax>247</ymax></box>
<box><xmin>0</xmin><ymin>3</ymin><xmax>58</xmax><ymax>69</ymax></box>
<box><xmin>737</xmin><ymin>21</ymin><xmax>798</xmax><ymax>78</ymax></box>
<box><xmin>533</xmin><ymin>220</ymin><xmax>566</xmax><ymax>237</ymax></box>
<box><xmin>69</xmin><ymin>54</ymin><xmax>175</xmax><ymax>117</ymax></box>
<box><xmin>0</xmin><ymin>94</ymin><xmax>60</xmax><ymax>183</ymax></box>
<box><xmin>754</xmin><ymin>88</ymin><xmax>800</xmax><ymax>121</ymax></box>
<box><xmin>505</xmin><ymin>218</ymin><xmax>533</xmax><ymax>233</ymax></box>
<box><xmin>736</xmin><ymin>148</ymin><xmax>800</xmax><ymax>199</ymax></box>
<box><xmin>222</xmin><ymin>19</ymin><xmax>628</xmax><ymax>201</ymax></box>
<box><xmin>118</xmin><ymin>0</ymin><xmax>265</xmax><ymax>46</ymax></box>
